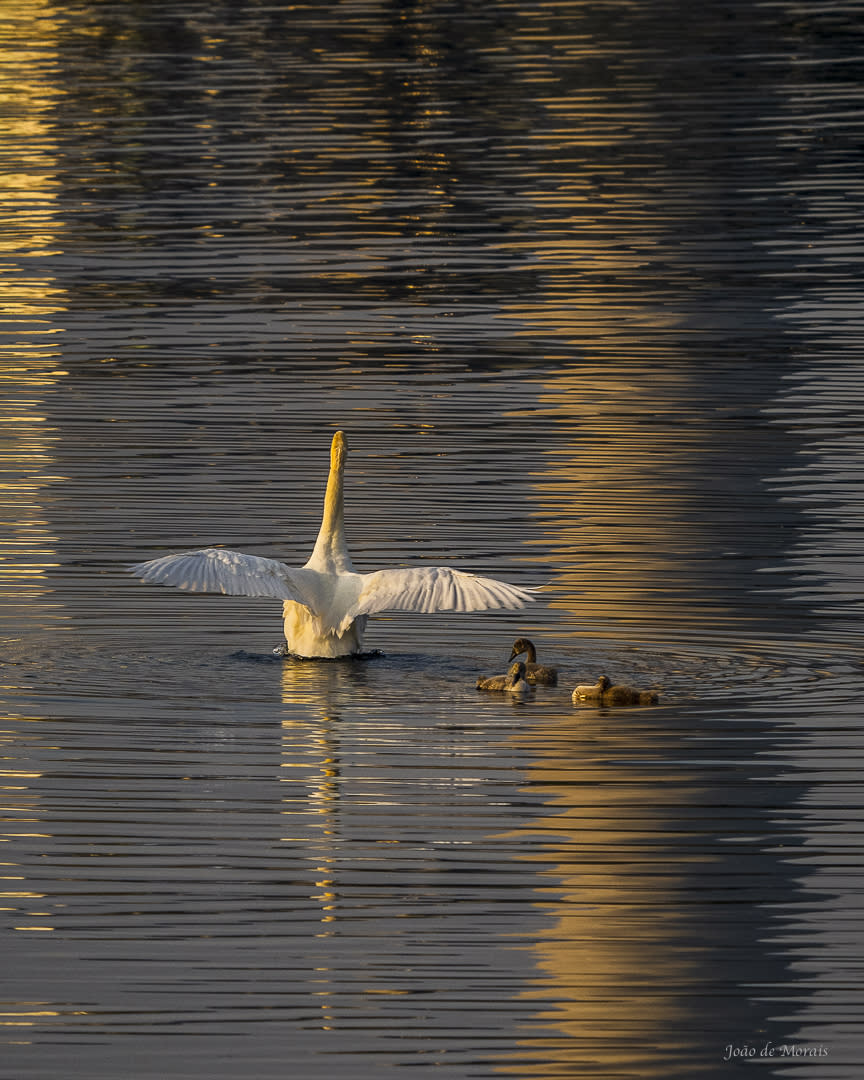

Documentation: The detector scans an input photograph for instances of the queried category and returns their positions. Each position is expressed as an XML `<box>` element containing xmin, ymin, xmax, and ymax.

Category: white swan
<box><xmin>130</xmin><ymin>431</ymin><xmax>538</xmax><ymax>658</ymax></box>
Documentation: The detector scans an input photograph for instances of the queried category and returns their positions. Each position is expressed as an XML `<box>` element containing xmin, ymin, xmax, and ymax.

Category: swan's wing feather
<box><xmin>342</xmin><ymin>566</ymin><xmax>537</xmax><ymax>627</ymax></box>
<box><xmin>130</xmin><ymin>548</ymin><xmax>314</xmax><ymax>605</ymax></box>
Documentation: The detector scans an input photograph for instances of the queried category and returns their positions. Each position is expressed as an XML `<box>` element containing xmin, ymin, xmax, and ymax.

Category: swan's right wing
<box><xmin>339</xmin><ymin>566</ymin><xmax>537</xmax><ymax>630</ymax></box>
<box><xmin>130</xmin><ymin>547</ymin><xmax>316</xmax><ymax>606</ymax></box>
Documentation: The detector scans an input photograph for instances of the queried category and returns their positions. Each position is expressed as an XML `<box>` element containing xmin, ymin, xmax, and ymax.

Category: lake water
<box><xmin>2</xmin><ymin>2</ymin><xmax>864</xmax><ymax>1077</ymax></box>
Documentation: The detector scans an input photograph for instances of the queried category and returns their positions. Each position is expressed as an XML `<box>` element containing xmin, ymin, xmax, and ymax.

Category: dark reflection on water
<box><xmin>2</xmin><ymin>0</ymin><xmax>864</xmax><ymax>1077</ymax></box>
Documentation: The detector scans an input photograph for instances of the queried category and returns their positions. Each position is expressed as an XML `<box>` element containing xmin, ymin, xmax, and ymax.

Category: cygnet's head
<box><xmin>508</xmin><ymin>637</ymin><xmax>532</xmax><ymax>661</ymax></box>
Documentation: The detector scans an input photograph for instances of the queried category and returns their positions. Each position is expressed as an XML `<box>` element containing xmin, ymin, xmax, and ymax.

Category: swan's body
<box><xmin>508</xmin><ymin>637</ymin><xmax>558</xmax><ymax>685</ymax></box>
<box><xmin>571</xmin><ymin>675</ymin><xmax>659</xmax><ymax>706</ymax></box>
<box><xmin>476</xmin><ymin>660</ymin><xmax>532</xmax><ymax>695</ymax></box>
<box><xmin>130</xmin><ymin>431</ymin><xmax>536</xmax><ymax>658</ymax></box>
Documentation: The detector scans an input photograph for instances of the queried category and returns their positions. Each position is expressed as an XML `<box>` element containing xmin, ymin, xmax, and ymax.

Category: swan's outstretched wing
<box><xmin>130</xmin><ymin>547</ymin><xmax>315</xmax><ymax>606</ymax></box>
<box><xmin>339</xmin><ymin>566</ymin><xmax>537</xmax><ymax>629</ymax></box>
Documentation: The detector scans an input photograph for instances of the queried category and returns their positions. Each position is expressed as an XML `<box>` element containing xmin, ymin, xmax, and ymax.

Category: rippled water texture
<box><xmin>2</xmin><ymin>2</ymin><xmax>864</xmax><ymax>1078</ymax></box>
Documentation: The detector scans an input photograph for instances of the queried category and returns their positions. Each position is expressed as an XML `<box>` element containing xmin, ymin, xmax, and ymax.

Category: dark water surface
<box><xmin>2</xmin><ymin>2</ymin><xmax>864</xmax><ymax>1077</ymax></box>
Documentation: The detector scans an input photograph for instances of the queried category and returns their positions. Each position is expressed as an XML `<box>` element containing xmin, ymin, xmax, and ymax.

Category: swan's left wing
<box><xmin>339</xmin><ymin>566</ymin><xmax>537</xmax><ymax>630</ymax></box>
<box><xmin>130</xmin><ymin>547</ymin><xmax>317</xmax><ymax>606</ymax></box>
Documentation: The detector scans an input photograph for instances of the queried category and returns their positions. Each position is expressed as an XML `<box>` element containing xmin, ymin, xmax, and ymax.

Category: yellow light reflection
<box><xmin>0</xmin><ymin>710</ymin><xmax>50</xmax><ymax>951</ymax></box>
<box><xmin>0</xmin><ymin>1</ymin><xmax>68</xmax><ymax>634</ymax></box>
<box><xmin>509</xmin><ymin>363</ymin><xmax>733</xmax><ymax>642</ymax></box>
<box><xmin>486</xmin><ymin>90</ymin><xmax>737</xmax><ymax>1074</ymax></box>
<box><xmin>279</xmin><ymin>662</ymin><xmax>353</xmax><ymax>929</ymax></box>
<box><xmin>493</xmin><ymin>86</ymin><xmax>747</xmax><ymax>643</ymax></box>
<box><xmin>499</xmin><ymin>716</ymin><xmax>709</xmax><ymax>1078</ymax></box>
<box><xmin>487</xmin><ymin>66</ymin><xmax>738</xmax><ymax>642</ymax></box>
<box><xmin>0</xmin><ymin>1010</ymin><xmax>57</xmax><ymax>1015</ymax></box>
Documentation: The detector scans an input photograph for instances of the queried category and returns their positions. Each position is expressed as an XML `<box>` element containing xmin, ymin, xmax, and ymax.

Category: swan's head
<box><xmin>508</xmin><ymin>637</ymin><xmax>532</xmax><ymax>661</ymax></box>
<box><xmin>330</xmin><ymin>430</ymin><xmax>347</xmax><ymax>470</ymax></box>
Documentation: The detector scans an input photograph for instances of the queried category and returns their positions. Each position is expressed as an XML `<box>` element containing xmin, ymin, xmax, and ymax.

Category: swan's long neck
<box><xmin>308</xmin><ymin>431</ymin><xmax>353</xmax><ymax>571</ymax></box>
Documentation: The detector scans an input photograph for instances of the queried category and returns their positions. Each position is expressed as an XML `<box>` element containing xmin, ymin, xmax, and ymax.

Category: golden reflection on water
<box><xmin>494</xmin><ymin>104</ymin><xmax>727</xmax><ymax>639</ymax></box>
<box><xmin>279</xmin><ymin>663</ymin><xmax>351</xmax><ymax>928</ymax></box>
<box><xmin>0</xmin><ymin>1</ymin><xmax>68</xmax><ymax>633</ymax></box>
<box><xmin>0</xmin><ymin>381</ymin><xmax>67</xmax><ymax>631</ymax></box>
<box><xmin>279</xmin><ymin>665</ymin><xmax>345</xmax><ymax>1027</ymax></box>
<box><xmin>489</xmin><ymin>65</ymin><xmax>733</xmax><ymax>644</ymax></box>
<box><xmin>0</xmin><ymin>5</ymin><xmax>66</xmax><ymax>978</ymax></box>
<box><xmin>0</xmin><ymin>0</ymin><xmax>65</xmax><ymax>302</ymax></box>
<box><xmin>499</xmin><ymin>715</ymin><xmax>708</xmax><ymax>1079</ymax></box>
<box><xmin>512</xmin><ymin>363</ymin><xmax>731</xmax><ymax>641</ymax></box>
<box><xmin>0</xmin><ymin>719</ymin><xmax>53</xmax><ymax>961</ymax></box>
